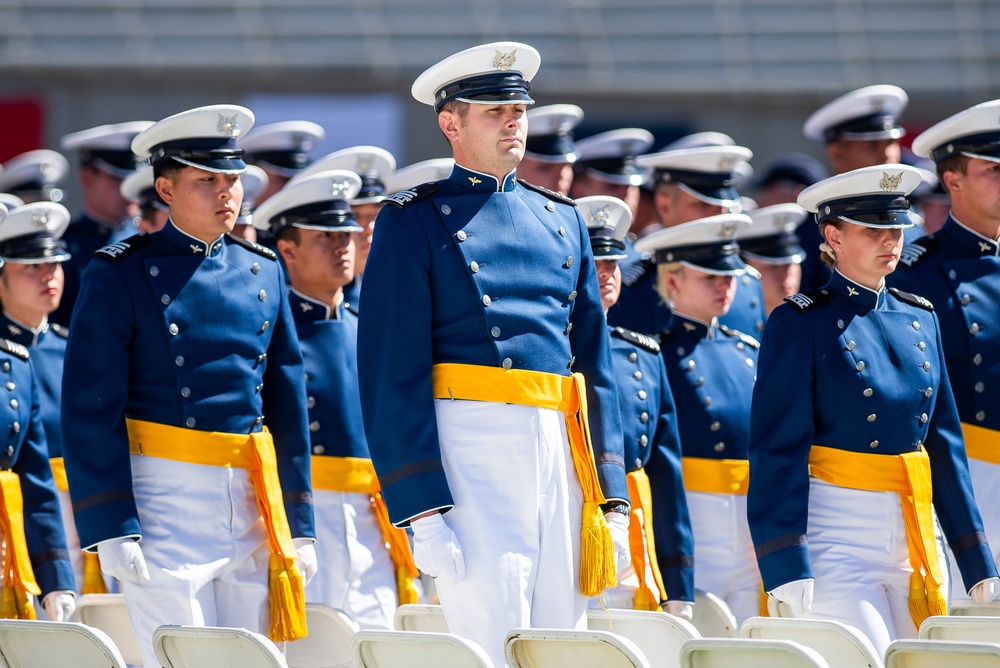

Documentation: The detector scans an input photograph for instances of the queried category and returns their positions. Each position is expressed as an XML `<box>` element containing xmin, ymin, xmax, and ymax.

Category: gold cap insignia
<box><xmin>331</xmin><ymin>179</ymin><xmax>351</xmax><ymax>197</ymax></box>
<box><xmin>493</xmin><ymin>49</ymin><xmax>518</xmax><ymax>72</ymax></box>
<box><xmin>356</xmin><ymin>155</ymin><xmax>375</xmax><ymax>172</ymax></box>
<box><xmin>718</xmin><ymin>156</ymin><xmax>736</xmax><ymax>171</ymax></box>
<box><xmin>31</xmin><ymin>212</ymin><xmax>49</xmax><ymax>227</ymax></box>
<box><xmin>590</xmin><ymin>205</ymin><xmax>612</xmax><ymax>225</ymax></box>
<box><xmin>217</xmin><ymin>114</ymin><xmax>240</xmax><ymax>138</ymax></box>
<box><xmin>870</xmin><ymin>97</ymin><xmax>885</xmax><ymax>112</ymax></box>
<box><xmin>720</xmin><ymin>223</ymin><xmax>737</xmax><ymax>240</ymax></box>
<box><xmin>879</xmin><ymin>171</ymin><xmax>904</xmax><ymax>192</ymax></box>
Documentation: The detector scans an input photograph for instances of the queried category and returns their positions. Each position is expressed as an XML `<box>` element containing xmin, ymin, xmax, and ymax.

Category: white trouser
<box><xmin>686</xmin><ymin>490</ymin><xmax>760</xmax><ymax>624</ymax></box>
<box><xmin>948</xmin><ymin>458</ymin><xmax>1000</xmax><ymax>604</ymax></box>
<box><xmin>125</xmin><ymin>455</ymin><xmax>270</xmax><ymax>668</ymax></box>
<box><xmin>589</xmin><ymin>506</ymin><xmax>657</xmax><ymax>610</ymax></box>
<box><xmin>804</xmin><ymin>478</ymin><xmax>949</xmax><ymax>658</ymax></box>
<box><xmin>305</xmin><ymin>489</ymin><xmax>397</xmax><ymax>629</ymax></box>
<box><xmin>433</xmin><ymin>400</ymin><xmax>586</xmax><ymax>668</ymax></box>
<box><xmin>56</xmin><ymin>489</ymin><xmax>83</xmax><ymax>591</ymax></box>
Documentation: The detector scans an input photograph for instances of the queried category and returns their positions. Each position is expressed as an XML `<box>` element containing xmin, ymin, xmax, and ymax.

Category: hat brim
<box><xmin>838</xmin><ymin>211</ymin><xmax>916</xmax><ymax>229</ymax></box>
<box><xmin>677</xmin><ymin>182</ymin><xmax>740</xmax><ymax>208</ymax></box>
<box><xmin>292</xmin><ymin>221</ymin><xmax>364</xmax><ymax>233</ymax></box>
<box><xmin>583</xmin><ymin>168</ymin><xmax>647</xmax><ymax>187</ymax></box>
<box><xmin>680</xmin><ymin>254</ymin><xmax>746</xmax><ymax>276</ymax></box>
<box><xmin>3</xmin><ymin>251</ymin><xmax>72</xmax><ymax>264</ymax></box>
<box><xmin>741</xmin><ymin>249</ymin><xmax>804</xmax><ymax>265</ymax></box>
<box><xmin>172</xmin><ymin>156</ymin><xmax>247</xmax><ymax>175</ymax></box>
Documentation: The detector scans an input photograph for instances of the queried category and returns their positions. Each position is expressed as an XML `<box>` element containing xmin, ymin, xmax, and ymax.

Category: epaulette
<box><xmin>898</xmin><ymin>236</ymin><xmax>939</xmax><ymax>268</ymax></box>
<box><xmin>611</xmin><ymin>326</ymin><xmax>661</xmax><ymax>354</ymax></box>
<box><xmin>620</xmin><ymin>258</ymin><xmax>653</xmax><ymax>287</ymax></box>
<box><xmin>93</xmin><ymin>233</ymin><xmax>152</xmax><ymax>261</ymax></box>
<box><xmin>50</xmin><ymin>323</ymin><xmax>69</xmax><ymax>340</ymax></box>
<box><xmin>888</xmin><ymin>287</ymin><xmax>934</xmax><ymax>311</ymax></box>
<box><xmin>516</xmin><ymin>179</ymin><xmax>576</xmax><ymax>206</ymax></box>
<box><xmin>344</xmin><ymin>303</ymin><xmax>359</xmax><ymax>317</ymax></box>
<box><xmin>719</xmin><ymin>324</ymin><xmax>760</xmax><ymax>349</ymax></box>
<box><xmin>0</xmin><ymin>338</ymin><xmax>28</xmax><ymax>361</ymax></box>
<box><xmin>226</xmin><ymin>234</ymin><xmax>277</xmax><ymax>260</ymax></box>
<box><xmin>383</xmin><ymin>182</ymin><xmax>439</xmax><ymax>209</ymax></box>
<box><xmin>784</xmin><ymin>288</ymin><xmax>833</xmax><ymax>312</ymax></box>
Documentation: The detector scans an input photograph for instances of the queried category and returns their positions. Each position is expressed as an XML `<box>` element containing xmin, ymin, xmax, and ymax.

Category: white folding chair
<box><xmin>392</xmin><ymin>603</ymin><xmax>450</xmax><ymax>632</ymax></box>
<box><xmin>351</xmin><ymin>629</ymin><xmax>494</xmax><ymax>668</ymax></box>
<box><xmin>504</xmin><ymin>628</ymin><xmax>652</xmax><ymax>668</ymax></box>
<box><xmin>73</xmin><ymin>592</ymin><xmax>143</xmax><ymax>666</ymax></box>
<box><xmin>587</xmin><ymin>607</ymin><xmax>700</xmax><ymax>668</ymax></box>
<box><xmin>285</xmin><ymin>604</ymin><xmax>360</xmax><ymax>668</ymax></box>
<box><xmin>951</xmin><ymin>602</ymin><xmax>1000</xmax><ymax>617</ymax></box>
<box><xmin>680</xmin><ymin>637</ymin><xmax>831</xmax><ymax>668</ymax></box>
<box><xmin>0</xmin><ymin>619</ymin><xmax>128</xmax><ymax>668</ymax></box>
<box><xmin>918</xmin><ymin>615</ymin><xmax>1000</xmax><ymax>643</ymax></box>
<box><xmin>884</xmin><ymin>639</ymin><xmax>1000</xmax><ymax>667</ymax></box>
<box><xmin>740</xmin><ymin>615</ymin><xmax>884</xmax><ymax>668</ymax></box>
<box><xmin>152</xmin><ymin>625</ymin><xmax>288</xmax><ymax>668</ymax></box>
<box><xmin>690</xmin><ymin>589</ymin><xmax>738</xmax><ymax>638</ymax></box>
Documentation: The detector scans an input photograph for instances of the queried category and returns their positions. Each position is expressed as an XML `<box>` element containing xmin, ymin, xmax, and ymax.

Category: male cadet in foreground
<box><xmin>800</xmin><ymin>84</ymin><xmax>910</xmax><ymax>289</ymax></box>
<box><xmin>55</xmin><ymin>120</ymin><xmax>152</xmax><ymax>326</ymax></box>
<box><xmin>517</xmin><ymin>104</ymin><xmax>584</xmax><ymax>196</ymax></box>
<box><xmin>0</xmin><ymin>203</ymin><xmax>76</xmax><ymax>621</ymax></box>
<box><xmin>253</xmin><ymin>169</ymin><xmax>418</xmax><ymax>629</ymax></box>
<box><xmin>892</xmin><ymin>99</ymin><xmax>1000</xmax><ymax>602</ymax></box>
<box><xmin>61</xmin><ymin>105</ymin><xmax>315</xmax><ymax>668</ymax></box>
<box><xmin>357</xmin><ymin>42</ymin><xmax>631</xmax><ymax>667</ymax></box>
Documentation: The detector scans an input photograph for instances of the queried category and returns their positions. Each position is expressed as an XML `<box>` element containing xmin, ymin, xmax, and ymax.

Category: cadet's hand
<box><xmin>411</xmin><ymin>513</ymin><xmax>465</xmax><ymax>586</ymax></box>
<box><xmin>767</xmin><ymin>578</ymin><xmax>814</xmax><ymax>617</ymax></box>
<box><xmin>663</xmin><ymin>599</ymin><xmax>694</xmax><ymax>621</ymax></box>
<box><xmin>605</xmin><ymin>511</ymin><xmax>631</xmax><ymax>574</ymax></box>
<box><xmin>971</xmin><ymin>577</ymin><xmax>1000</xmax><ymax>604</ymax></box>
<box><xmin>97</xmin><ymin>538</ymin><xmax>150</xmax><ymax>584</ymax></box>
<box><xmin>293</xmin><ymin>538</ymin><xmax>318</xmax><ymax>586</ymax></box>
<box><xmin>42</xmin><ymin>591</ymin><xmax>76</xmax><ymax>622</ymax></box>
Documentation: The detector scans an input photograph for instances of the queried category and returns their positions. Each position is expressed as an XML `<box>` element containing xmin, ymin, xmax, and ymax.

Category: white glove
<box><xmin>411</xmin><ymin>513</ymin><xmax>465</xmax><ymax>586</ymax></box>
<box><xmin>41</xmin><ymin>591</ymin><xmax>76</xmax><ymax>622</ymax></box>
<box><xmin>767</xmin><ymin>578</ymin><xmax>814</xmax><ymax>617</ymax></box>
<box><xmin>971</xmin><ymin>577</ymin><xmax>1000</xmax><ymax>604</ymax></box>
<box><xmin>97</xmin><ymin>538</ymin><xmax>150</xmax><ymax>584</ymax></box>
<box><xmin>605</xmin><ymin>511</ymin><xmax>631</xmax><ymax>574</ymax></box>
<box><xmin>293</xmin><ymin>538</ymin><xmax>318</xmax><ymax>586</ymax></box>
<box><xmin>663</xmin><ymin>599</ymin><xmax>694</xmax><ymax>621</ymax></box>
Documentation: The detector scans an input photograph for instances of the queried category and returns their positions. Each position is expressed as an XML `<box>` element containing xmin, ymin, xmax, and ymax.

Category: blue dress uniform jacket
<box><xmin>610</xmin><ymin>257</ymin><xmax>766</xmax><ymax>339</ymax></box>
<box><xmin>290</xmin><ymin>292</ymin><xmax>369</xmax><ymax>459</ymax></box>
<box><xmin>747</xmin><ymin>271</ymin><xmax>996</xmax><ymax>592</ymax></box>
<box><xmin>357</xmin><ymin>165</ymin><xmax>628</xmax><ymax>525</ymax></box>
<box><xmin>0</xmin><ymin>316</ymin><xmax>67</xmax><ymax>458</ymax></box>
<box><xmin>890</xmin><ymin>217</ymin><xmax>1000</xmax><ymax>432</ymax></box>
<box><xmin>609</xmin><ymin>326</ymin><xmax>694</xmax><ymax>602</ymax></box>
<box><xmin>51</xmin><ymin>213</ymin><xmax>118</xmax><ymax>327</ymax></box>
<box><xmin>61</xmin><ymin>221</ymin><xmax>314</xmax><ymax>549</ymax></box>
<box><xmin>659</xmin><ymin>313</ymin><xmax>759</xmax><ymax>462</ymax></box>
<box><xmin>0</xmin><ymin>339</ymin><xmax>74</xmax><ymax>596</ymax></box>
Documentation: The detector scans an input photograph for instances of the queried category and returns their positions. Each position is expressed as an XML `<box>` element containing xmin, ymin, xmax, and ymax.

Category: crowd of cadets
<box><xmin>0</xmin><ymin>40</ymin><xmax>998</xmax><ymax>665</ymax></box>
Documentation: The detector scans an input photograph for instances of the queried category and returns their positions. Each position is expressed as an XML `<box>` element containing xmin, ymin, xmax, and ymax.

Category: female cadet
<box><xmin>633</xmin><ymin>213</ymin><xmax>762</xmax><ymax>624</ymax></box>
<box><xmin>747</xmin><ymin>164</ymin><xmax>998</xmax><ymax>657</ymax></box>
<box><xmin>579</xmin><ymin>195</ymin><xmax>694</xmax><ymax>619</ymax></box>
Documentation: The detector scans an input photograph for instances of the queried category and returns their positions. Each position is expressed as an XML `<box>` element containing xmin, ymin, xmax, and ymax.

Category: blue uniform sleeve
<box><xmin>61</xmin><ymin>259</ymin><xmax>140</xmax><ymax>549</ymax></box>
<box><xmin>567</xmin><ymin>209</ymin><xmax>628</xmax><ymax>503</ymax></box>
<box><xmin>646</xmin><ymin>355</ymin><xmax>694</xmax><ymax>602</ymax></box>
<box><xmin>262</xmin><ymin>264</ymin><xmax>314</xmax><ymax>539</ymax></box>
<box><xmin>924</xmin><ymin>312</ymin><xmax>997</xmax><ymax>590</ymax></box>
<box><xmin>746</xmin><ymin>304</ymin><xmax>816</xmax><ymax>592</ymax></box>
<box><xmin>357</xmin><ymin>204</ymin><xmax>454</xmax><ymax>526</ymax></box>
<box><xmin>18</xmin><ymin>370</ymin><xmax>74</xmax><ymax>596</ymax></box>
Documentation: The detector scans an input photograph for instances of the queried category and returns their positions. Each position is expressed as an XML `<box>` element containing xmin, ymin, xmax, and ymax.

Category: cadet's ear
<box><xmin>438</xmin><ymin>110</ymin><xmax>461</xmax><ymax>144</ymax></box>
<box><xmin>654</xmin><ymin>188</ymin><xmax>674</xmax><ymax>227</ymax></box>
<box><xmin>155</xmin><ymin>176</ymin><xmax>174</xmax><ymax>205</ymax></box>
<box><xmin>276</xmin><ymin>237</ymin><xmax>296</xmax><ymax>263</ymax></box>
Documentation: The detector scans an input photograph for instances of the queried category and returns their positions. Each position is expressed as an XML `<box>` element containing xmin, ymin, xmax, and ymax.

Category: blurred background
<box><xmin>1</xmin><ymin>0</ymin><xmax>997</xmax><ymax>211</ymax></box>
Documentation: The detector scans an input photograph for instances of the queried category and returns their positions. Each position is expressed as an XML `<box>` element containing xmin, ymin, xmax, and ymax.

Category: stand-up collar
<box><xmin>289</xmin><ymin>288</ymin><xmax>343</xmax><ymax>321</ymax></box>
<box><xmin>829</xmin><ymin>269</ymin><xmax>884</xmax><ymax>311</ymax></box>
<box><xmin>450</xmin><ymin>164</ymin><xmax>517</xmax><ymax>193</ymax></box>
<box><xmin>0</xmin><ymin>312</ymin><xmax>45</xmax><ymax>347</ymax></box>
<box><xmin>944</xmin><ymin>215</ymin><xmax>1000</xmax><ymax>257</ymax></box>
<box><xmin>669</xmin><ymin>311</ymin><xmax>718</xmax><ymax>340</ymax></box>
<box><xmin>161</xmin><ymin>219</ymin><xmax>225</xmax><ymax>257</ymax></box>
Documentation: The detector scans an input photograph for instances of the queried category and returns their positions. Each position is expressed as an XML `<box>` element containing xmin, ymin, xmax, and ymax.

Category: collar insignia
<box><xmin>468</xmin><ymin>176</ymin><xmax>482</xmax><ymax>186</ymax></box>
<box><xmin>683</xmin><ymin>321</ymin><xmax>697</xmax><ymax>332</ymax></box>
<box><xmin>493</xmin><ymin>49</ymin><xmax>517</xmax><ymax>72</ymax></box>
<box><xmin>190</xmin><ymin>244</ymin><xmax>203</xmax><ymax>254</ymax></box>
<box><xmin>300</xmin><ymin>301</ymin><xmax>313</xmax><ymax>312</ymax></box>
<box><xmin>217</xmin><ymin>114</ymin><xmax>240</xmax><ymax>138</ymax></box>
<box><xmin>879</xmin><ymin>171</ymin><xmax>904</xmax><ymax>192</ymax></box>
<box><xmin>979</xmin><ymin>241</ymin><xmax>993</xmax><ymax>253</ymax></box>
<box><xmin>7</xmin><ymin>324</ymin><xmax>20</xmax><ymax>336</ymax></box>
<box><xmin>847</xmin><ymin>285</ymin><xmax>859</xmax><ymax>297</ymax></box>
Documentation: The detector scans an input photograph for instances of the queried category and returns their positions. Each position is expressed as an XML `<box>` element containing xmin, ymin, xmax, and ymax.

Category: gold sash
<box><xmin>0</xmin><ymin>471</ymin><xmax>40</xmax><ymax>619</ymax></box>
<box><xmin>625</xmin><ymin>469</ymin><xmax>667</xmax><ymax>609</ymax></box>
<box><xmin>681</xmin><ymin>457</ymin><xmax>750</xmax><ymax>495</ymax></box>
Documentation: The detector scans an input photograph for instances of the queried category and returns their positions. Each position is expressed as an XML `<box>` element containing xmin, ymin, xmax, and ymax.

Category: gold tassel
<box><xmin>268</xmin><ymin>554</ymin><xmax>307</xmax><ymax>642</ymax></box>
<box><xmin>928</xmin><ymin>587</ymin><xmax>948</xmax><ymax>617</ymax></box>
<box><xmin>396</xmin><ymin>567</ymin><xmax>419</xmax><ymax>605</ymax></box>
<box><xmin>908</xmin><ymin>570</ymin><xmax>931</xmax><ymax>628</ymax></box>
<box><xmin>632</xmin><ymin>587</ymin><xmax>660</xmax><ymax>611</ymax></box>
<box><xmin>14</xmin><ymin>585</ymin><xmax>34</xmax><ymax>620</ymax></box>
<box><xmin>82</xmin><ymin>552</ymin><xmax>109</xmax><ymax>595</ymax></box>
<box><xmin>579</xmin><ymin>501</ymin><xmax>616</xmax><ymax>597</ymax></box>
<box><xmin>0</xmin><ymin>586</ymin><xmax>16</xmax><ymax>619</ymax></box>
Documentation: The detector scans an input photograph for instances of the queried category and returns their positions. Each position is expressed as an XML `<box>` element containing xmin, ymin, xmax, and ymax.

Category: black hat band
<box><xmin>435</xmin><ymin>72</ymin><xmax>532</xmax><ymax>112</ymax></box>
<box><xmin>824</xmin><ymin>113</ymin><xmax>903</xmax><ymax>143</ymax></box>
<box><xmin>0</xmin><ymin>232</ymin><xmax>69</xmax><ymax>261</ymax></box>
<box><xmin>929</xmin><ymin>131</ymin><xmax>1000</xmax><ymax>163</ymax></box>
<box><xmin>653</xmin><ymin>240</ymin><xmax>740</xmax><ymax>265</ymax></box>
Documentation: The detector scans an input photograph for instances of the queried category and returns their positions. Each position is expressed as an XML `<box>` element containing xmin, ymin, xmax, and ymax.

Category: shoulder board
<box><xmin>620</xmin><ymin>258</ymin><xmax>652</xmax><ymax>287</ymax></box>
<box><xmin>50</xmin><ymin>323</ymin><xmax>69</xmax><ymax>340</ymax></box>
<box><xmin>0</xmin><ymin>338</ymin><xmax>28</xmax><ymax>361</ymax></box>
<box><xmin>383</xmin><ymin>182</ymin><xmax>439</xmax><ymax>209</ymax></box>
<box><xmin>343</xmin><ymin>303</ymin><xmax>359</xmax><ymax>318</ymax></box>
<box><xmin>888</xmin><ymin>287</ymin><xmax>934</xmax><ymax>311</ymax></box>
<box><xmin>611</xmin><ymin>327</ymin><xmax>661</xmax><ymax>354</ymax></box>
<box><xmin>516</xmin><ymin>179</ymin><xmax>576</xmax><ymax>206</ymax></box>
<box><xmin>93</xmin><ymin>233</ymin><xmax>152</xmax><ymax>261</ymax></box>
<box><xmin>783</xmin><ymin>288</ymin><xmax>832</xmax><ymax>312</ymax></box>
<box><xmin>226</xmin><ymin>234</ymin><xmax>277</xmax><ymax>260</ymax></box>
<box><xmin>898</xmin><ymin>235</ymin><xmax>939</xmax><ymax>268</ymax></box>
<box><xmin>718</xmin><ymin>324</ymin><xmax>760</xmax><ymax>349</ymax></box>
